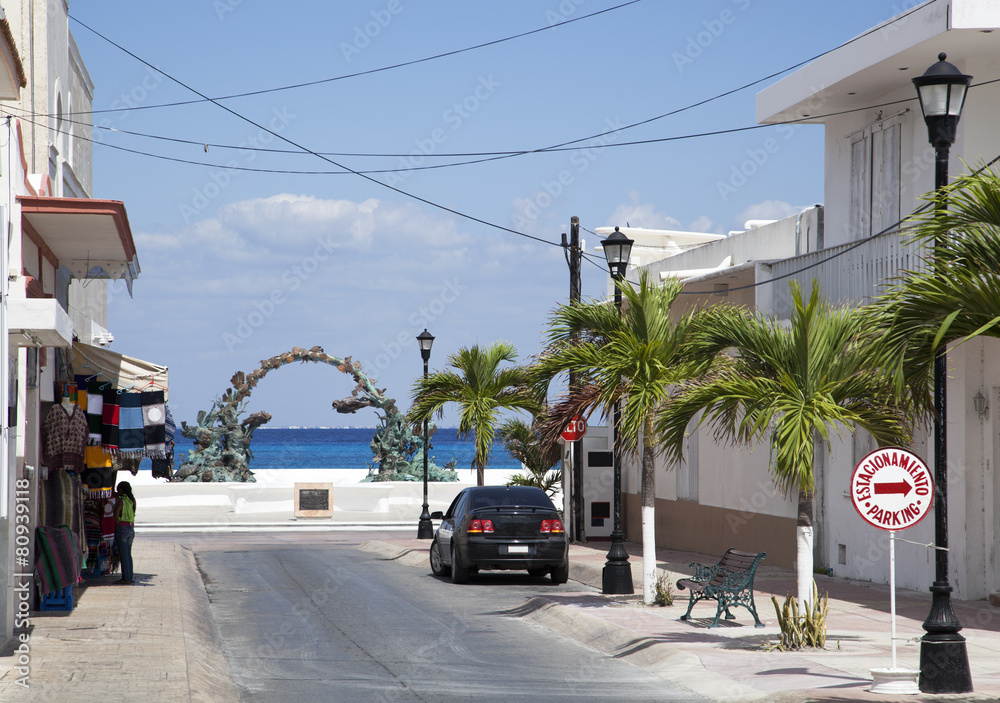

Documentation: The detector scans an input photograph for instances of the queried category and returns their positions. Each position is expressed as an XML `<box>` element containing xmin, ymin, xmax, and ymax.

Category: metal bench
<box><xmin>676</xmin><ymin>548</ymin><xmax>766</xmax><ymax>628</ymax></box>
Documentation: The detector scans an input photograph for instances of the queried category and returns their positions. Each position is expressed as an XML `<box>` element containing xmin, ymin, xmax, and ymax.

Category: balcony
<box><xmin>8</xmin><ymin>298</ymin><xmax>73</xmax><ymax>348</ymax></box>
<box><xmin>757</xmin><ymin>230</ymin><xmax>929</xmax><ymax>319</ymax></box>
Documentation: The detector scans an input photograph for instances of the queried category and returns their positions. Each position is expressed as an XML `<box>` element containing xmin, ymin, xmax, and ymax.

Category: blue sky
<box><xmin>67</xmin><ymin>0</ymin><xmax>914</xmax><ymax>429</ymax></box>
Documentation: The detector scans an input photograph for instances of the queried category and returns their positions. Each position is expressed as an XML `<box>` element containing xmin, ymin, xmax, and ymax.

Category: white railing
<box><xmin>760</xmin><ymin>231</ymin><xmax>930</xmax><ymax>319</ymax></box>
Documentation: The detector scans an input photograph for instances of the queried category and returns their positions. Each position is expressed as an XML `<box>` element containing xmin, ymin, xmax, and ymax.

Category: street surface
<box><xmin>181</xmin><ymin>532</ymin><xmax>703</xmax><ymax>702</ymax></box>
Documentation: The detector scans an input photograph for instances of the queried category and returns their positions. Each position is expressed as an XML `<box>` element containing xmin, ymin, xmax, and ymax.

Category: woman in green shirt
<box><xmin>114</xmin><ymin>481</ymin><xmax>136</xmax><ymax>584</ymax></box>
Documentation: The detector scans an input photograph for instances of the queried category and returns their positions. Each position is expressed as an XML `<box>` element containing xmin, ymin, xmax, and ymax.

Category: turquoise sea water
<box><xmin>170</xmin><ymin>426</ymin><xmax>520</xmax><ymax>472</ymax></box>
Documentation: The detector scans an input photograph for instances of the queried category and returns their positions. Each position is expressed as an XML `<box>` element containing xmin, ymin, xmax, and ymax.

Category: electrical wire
<box><xmin>64</xmin><ymin>0</ymin><xmax>992</xmax><ymax>291</ymax></box>
<box><xmin>14</xmin><ymin>77</ymin><xmax>1000</xmax><ymax>177</ymax></box>
<box><xmin>70</xmin><ymin>16</ymin><xmax>565</xmax><ymax>251</ymax></box>
<box><xmin>66</xmin><ymin>1</ymin><xmax>643</xmax><ymax>118</ymax></box>
<box><xmin>648</xmin><ymin>152</ymin><xmax>1000</xmax><ymax>296</ymax></box>
<box><xmin>53</xmin><ymin>0</ymin><xmax>953</xmax><ymax>168</ymax></box>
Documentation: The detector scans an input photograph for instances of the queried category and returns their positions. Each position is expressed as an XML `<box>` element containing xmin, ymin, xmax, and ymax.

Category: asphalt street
<box><xmin>193</xmin><ymin>535</ymin><xmax>705</xmax><ymax>702</ymax></box>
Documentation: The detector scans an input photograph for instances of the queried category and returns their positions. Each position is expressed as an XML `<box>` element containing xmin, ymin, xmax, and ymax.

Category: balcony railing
<box><xmin>760</xmin><ymin>230</ymin><xmax>930</xmax><ymax>319</ymax></box>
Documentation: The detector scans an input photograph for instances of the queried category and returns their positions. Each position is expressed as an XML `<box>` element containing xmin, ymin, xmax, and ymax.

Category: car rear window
<box><xmin>469</xmin><ymin>487</ymin><xmax>554</xmax><ymax>510</ymax></box>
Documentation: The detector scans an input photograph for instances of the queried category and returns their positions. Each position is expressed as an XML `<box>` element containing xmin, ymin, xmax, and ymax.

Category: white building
<box><xmin>615</xmin><ymin>0</ymin><xmax>1000</xmax><ymax>600</ymax></box>
<box><xmin>0</xmin><ymin>0</ymin><xmax>144</xmax><ymax>650</ymax></box>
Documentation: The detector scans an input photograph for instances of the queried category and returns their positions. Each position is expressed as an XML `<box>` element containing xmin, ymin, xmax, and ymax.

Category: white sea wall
<box><xmin>130</xmin><ymin>468</ymin><xmax>562</xmax><ymax>520</ymax></box>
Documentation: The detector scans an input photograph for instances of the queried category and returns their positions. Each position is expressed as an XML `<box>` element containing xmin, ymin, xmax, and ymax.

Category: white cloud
<box><xmin>687</xmin><ymin>215</ymin><xmax>721</xmax><ymax>234</ymax></box>
<box><xmin>605</xmin><ymin>192</ymin><xmax>682</xmax><ymax>230</ymax></box>
<box><xmin>217</xmin><ymin>194</ymin><xmax>379</xmax><ymax>251</ymax></box>
<box><xmin>734</xmin><ymin>200</ymin><xmax>801</xmax><ymax>229</ymax></box>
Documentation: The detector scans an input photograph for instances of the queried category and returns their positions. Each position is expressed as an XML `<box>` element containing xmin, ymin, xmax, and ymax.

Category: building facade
<box><xmin>612</xmin><ymin>0</ymin><xmax>1000</xmax><ymax>601</ymax></box>
<box><xmin>1</xmin><ymin>0</ymin><xmax>142</xmax><ymax>650</ymax></box>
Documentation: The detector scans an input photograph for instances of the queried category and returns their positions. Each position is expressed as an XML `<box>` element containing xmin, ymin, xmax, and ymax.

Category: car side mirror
<box><xmin>430</xmin><ymin>511</ymin><xmax>444</xmax><ymax>520</ymax></box>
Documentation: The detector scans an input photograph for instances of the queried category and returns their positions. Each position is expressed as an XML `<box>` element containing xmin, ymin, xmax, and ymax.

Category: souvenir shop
<box><xmin>33</xmin><ymin>342</ymin><xmax>172</xmax><ymax>609</ymax></box>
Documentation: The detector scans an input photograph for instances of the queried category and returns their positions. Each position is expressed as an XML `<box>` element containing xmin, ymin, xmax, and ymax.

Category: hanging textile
<box><xmin>113</xmin><ymin>454</ymin><xmax>141</xmax><ymax>475</ymax></box>
<box><xmin>41</xmin><ymin>404</ymin><xmax>89</xmax><ymax>472</ymax></box>
<box><xmin>117</xmin><ymin>392</ymin><xmax>144</xmax><ymax>455</ymax></box>
<box><xmin>34</xmin><ymin>526</ymin><xmax>80</xmax><ymax>597</ymax></box>
<box><xmin>151</xmin><ymin>404</ymin><xmax>176</xmax><ymax>479</ymax></box>
<box><xmin>142</xmin><ymin>390</ymin><xmax>167</xmax><ymax>458</ymax></box>
<box><xmin>38</xmin><ymin>471</ymin><xmax>83</xmax><ymax>530</ymax></box>
<box><xmin>85</xmin><ymin>381</ymin><xmax>104</xmax><ymax>445</ymax></box>
<box><xmin>85</xmin><ymin>445</ymin><xmax>112</xmax><ymax>468</ymax></box>
<box><xmin>101</xmin><ymin>389</ymin><xmax>120</xmax><ymax>450</ymax></box>
<box><xmin>81</xmin><ymin>467</ymin><xmax>117</xmax><ymax>497</ymax></box>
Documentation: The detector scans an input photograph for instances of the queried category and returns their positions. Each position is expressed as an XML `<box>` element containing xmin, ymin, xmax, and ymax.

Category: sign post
<box><xmin>561</xmin><ymin>416</ymin><xmax>587</xmax><ymax>542</ymax></box>
<box><xmin>851</xmin><ymin>446</ymin><xmax>934</xmax><ymax>695</ymax></box>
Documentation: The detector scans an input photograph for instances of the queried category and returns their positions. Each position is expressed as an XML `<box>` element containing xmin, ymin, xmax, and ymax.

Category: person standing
<box><xmin>114</xmin><ymin>481</ymin><xmax>136</xmax><ymax>585</ymax></box>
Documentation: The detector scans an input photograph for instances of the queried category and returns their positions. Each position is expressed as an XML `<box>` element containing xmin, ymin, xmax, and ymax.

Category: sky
<box><xmin>64</xmin><ymin>0</ymin><xmax>917</xmax><ymax>429</ymax></box>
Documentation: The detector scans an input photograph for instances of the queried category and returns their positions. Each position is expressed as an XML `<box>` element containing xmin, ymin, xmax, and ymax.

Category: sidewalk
<box><xmin>0</xmin><ymin>541</ymin><xmax>239</xmax><ymax>703</ymax></box>
<box><xmin>362</xmin><ymin>537</ymin><xmax>1000</xmax><ymax>702</ymax></box>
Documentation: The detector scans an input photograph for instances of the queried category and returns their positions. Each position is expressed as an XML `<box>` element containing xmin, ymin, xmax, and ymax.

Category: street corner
<box><xmin>358</xmin><ymin>538</ymin><xmax>432</xmax><ymax>568</ymax></box>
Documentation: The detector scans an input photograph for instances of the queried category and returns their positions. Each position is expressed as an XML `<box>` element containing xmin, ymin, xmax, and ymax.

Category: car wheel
<box><xmin>550</xmin><ymin>562</ymin><xmax>569</xmax><ymax>585</ymax></box>
<box><xmin>429</xmin><ymin>539</ymin><xmax>450</xmax><ymax>577</ymax></box>
<box><xmin>450</xmin><ymin>544</ymin><xmax>469</xmax><ymax>584</ymax></box>
<box><xmin>527</xmin><ymin>568</ymin><xmax>548</xmax><ymax>577</ymax></box>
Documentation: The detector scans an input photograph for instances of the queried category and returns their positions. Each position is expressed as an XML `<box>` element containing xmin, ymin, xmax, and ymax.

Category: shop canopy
<box><xmin>71</xmin><ymin>342</ymin><xmax>168</xmax><ymax>399</ymax></box>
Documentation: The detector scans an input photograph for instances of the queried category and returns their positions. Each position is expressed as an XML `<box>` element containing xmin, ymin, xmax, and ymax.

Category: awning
<box><xmin>70</xmin><ymin>342</ymin><xmax>168</xmax><ymax>399</ymax></box>
<box><xmin>19</xmin><ymin>197</ymin><xmax>141</xmax><ymax>295</ymax></box>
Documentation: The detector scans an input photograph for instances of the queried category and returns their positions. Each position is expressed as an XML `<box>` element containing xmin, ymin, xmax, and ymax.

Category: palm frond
<box><xmin>658</xmin><ymin>279</ymin><xmax>917</xmax><ymax>497</ymax></box>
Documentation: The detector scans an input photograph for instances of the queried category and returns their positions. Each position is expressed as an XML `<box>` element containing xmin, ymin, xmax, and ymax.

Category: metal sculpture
<box><xmin>174</xmin><ymin>346</ymin><xmax>457</xmax><ymax>482</ymax></box>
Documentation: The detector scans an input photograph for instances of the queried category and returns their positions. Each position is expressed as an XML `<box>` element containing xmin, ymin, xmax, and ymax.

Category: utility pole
<box><xmin>562</xmin><ymin>216</ymin><xmax>584</xmax><ymax>542</ymax></box>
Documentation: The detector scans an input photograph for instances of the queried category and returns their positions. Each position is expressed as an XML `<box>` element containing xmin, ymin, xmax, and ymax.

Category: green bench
<box><xmin>676</xmin><ymin>548</ymin><xmax>766</xmax><ymax>628</ymax></box>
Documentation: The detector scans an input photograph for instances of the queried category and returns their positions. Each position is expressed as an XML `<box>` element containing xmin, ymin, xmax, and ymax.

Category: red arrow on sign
<box><xmin>874</xmin><ymin>479</ymin><xmax>912</xmax><ymax>497</ymax></box>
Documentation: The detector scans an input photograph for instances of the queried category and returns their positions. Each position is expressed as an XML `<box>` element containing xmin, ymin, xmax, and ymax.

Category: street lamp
<box><xmin>600</xmin><ymin>226</ymin><xmax>635</xmax><ymax>595</ymax></box>
<box><xmin>912</xmin><ymin>52</ymin><xmax>973</xmax><ymax>695</ymax></box>
<box><xmin>416</xmin><ymin>329</ymin><xmax>435</xmax><ymax>540</ymax></box>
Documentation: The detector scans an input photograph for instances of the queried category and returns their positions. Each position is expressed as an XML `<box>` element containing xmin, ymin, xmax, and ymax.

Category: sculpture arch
<box><xmin>174</xmin><ymin>346</ymin><xmax>456</xmax><ymax>482</ymax></box>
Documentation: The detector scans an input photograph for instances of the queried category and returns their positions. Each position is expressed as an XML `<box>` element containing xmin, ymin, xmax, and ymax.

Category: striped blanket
<box><xmin>39</xmin><ymin>471</ymin><xmax>84</xmax><ymax>531</ymax></box>
<box><xmin>104</xmin><ymin>389</ymin><xmax>167</xmax><ymax>458</ymax></box>
<box><xmin>34</xmin><ymin>525</ymin><xmax>80</xmax><ymax>596</ymax></box>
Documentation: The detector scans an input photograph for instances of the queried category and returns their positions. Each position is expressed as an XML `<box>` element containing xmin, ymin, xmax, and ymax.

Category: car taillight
<box><xmin>468</xmin><ymin>519</ymin><xmax>493</xmax><ymax>534</ymax></box>
<box><xmin>540</xmin><ymin>519</ymin><xmax>565</xmax><ymax>534</ymax></box>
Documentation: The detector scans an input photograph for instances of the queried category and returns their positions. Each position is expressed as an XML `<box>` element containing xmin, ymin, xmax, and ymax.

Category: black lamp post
<box><xmin>600</xmin><ymin>226</ymin><xmax>635</xmax><ymax>595</ymax></box>
<box><xmin>912</xmin><ymin>52</ymin><xmax>973</xmax><ymax>694</ymax></box>
<box><xmin>416</xmin><ymin>329</ymin><xmax>435</xmax><ymax>540</ymax></box>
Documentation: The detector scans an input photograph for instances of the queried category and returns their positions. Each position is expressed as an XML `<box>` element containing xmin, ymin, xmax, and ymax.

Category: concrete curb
<box><xmin>360</xmin><ymin>539</ymin><xmax>765</xmax><ymax>702</ymax></box>
<box><xmin>358</xmin><ymin>539</ymin><xmax>432</xmax><ymax>569</ymax></box>
<box><xmin>513</xmin><ymin>596</ymin><xmax>766</xmax><ymax>703</ymax></box>
<box><xmin>174</xmin><ymin>545</ymin><xmax>241</xmax><ymax>703</ymax></box>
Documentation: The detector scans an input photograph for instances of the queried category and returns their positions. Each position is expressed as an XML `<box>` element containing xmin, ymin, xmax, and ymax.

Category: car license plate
<box><xmin>508</xmin><ymin>545</ymin><xmax>529</xmax><ymax>554</ymax></box>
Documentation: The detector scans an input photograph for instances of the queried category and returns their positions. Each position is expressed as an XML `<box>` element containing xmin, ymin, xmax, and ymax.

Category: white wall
<box><xmin>822</xmin><ymin>58</ymin><xmax>1000</xmax><ymax>250</ymax></box>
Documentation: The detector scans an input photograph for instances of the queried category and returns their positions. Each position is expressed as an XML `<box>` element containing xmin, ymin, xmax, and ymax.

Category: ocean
<box><xmin>169</xmin><ymin>426</ymin><xmax>521</xmax><ymax>473</ymax></box>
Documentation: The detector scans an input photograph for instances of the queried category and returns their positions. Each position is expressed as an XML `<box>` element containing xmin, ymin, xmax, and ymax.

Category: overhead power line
<box><xmin>14</xmin><ymin>77</ymin><xmax>1000</xmax><ymax>177</ymax></box>
<box><xmin>67</xmin><ymin>1</ymin><xmax>643</xmax><ymax>117</ymax></box>
<box><xmin>62</xmin><ymin>0</ymin><xmax>935</xmax><ymax>162</ymax></box>
<box><xmin>70</xmin><ymin>16</ymin><xmax>565</xmax><ymax>251</ymax></box>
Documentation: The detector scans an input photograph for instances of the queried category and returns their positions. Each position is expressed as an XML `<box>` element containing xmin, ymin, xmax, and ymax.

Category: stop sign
<box><xmin>561</xmin><ymin>416</ymin><xmax>587</xmax><ymax>442</ymax></box>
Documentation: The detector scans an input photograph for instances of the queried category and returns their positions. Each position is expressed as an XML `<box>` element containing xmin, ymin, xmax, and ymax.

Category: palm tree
<box><xmin>657</xmin><ymin>280</ymin><xmax>916</xmax><ymax>608</ymax></box>
<box><xmin>500</xmin><ymin>418</ymin><xmax>562</xmax><ymax>497</ymax></box>
<box><xmin>533</xmin><ymin>270</ymin><xmax>706</xmax><ymax>605</ymax></box>
<box><xmin>409</xmin><ymin>342</ymin><xmax>540</xmax><ymax>486</ymax></box>
<box><xmin>880</xmin><ymin>167</ymin><xmax>1000</xmax><ymax>390</ymax></box>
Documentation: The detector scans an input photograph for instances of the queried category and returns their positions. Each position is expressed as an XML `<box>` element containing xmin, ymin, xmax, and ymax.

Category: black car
<box><xmin>429</xmin><ymin>485</ymin><xmax>569</xmax><ymax>584</ymax></box>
